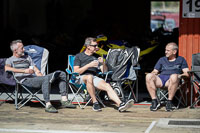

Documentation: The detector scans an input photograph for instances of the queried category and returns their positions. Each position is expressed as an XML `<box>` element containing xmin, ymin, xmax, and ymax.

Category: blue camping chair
<box><xmin>24</xmin><ymin>45</ymin><xmax>49</xmax><ymax>75</ymax></box>
<box><xmin>0</xmin><ymin>58</ymin><xmax>16</xmax><ymax>105</ymax></box>
<box><xmin>13</xmin><ymin>45</ymin><xmax>49</xmax><ymax>109</ymax></box>
<box><xmin>66</xmin><ymin>55</ymin><xmax>106</xmax><ymax>109</ymax></box>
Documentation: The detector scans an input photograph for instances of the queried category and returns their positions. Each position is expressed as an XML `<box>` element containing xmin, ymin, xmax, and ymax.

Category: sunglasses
<box><xmin>89</xmin><ymin>45</ymin><xmax>98</xmax><ymax>47</ymax></box>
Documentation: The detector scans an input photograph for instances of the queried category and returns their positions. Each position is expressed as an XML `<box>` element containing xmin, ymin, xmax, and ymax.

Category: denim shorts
<box><xmin>77</xmin><ymin>75</ymin><xmax>103</xmax><ymax>88</ymax></box>
<box><xmin>158</xmin><ymin>75</ymin><xmax>170</xmax><ymax>87</ymax></box>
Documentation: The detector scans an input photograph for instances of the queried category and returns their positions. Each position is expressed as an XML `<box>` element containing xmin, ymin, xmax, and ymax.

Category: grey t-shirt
<box><xmin>5</xmin><ymin>55</ymin><xmax>36</xmax><ymax>79</ymax></box>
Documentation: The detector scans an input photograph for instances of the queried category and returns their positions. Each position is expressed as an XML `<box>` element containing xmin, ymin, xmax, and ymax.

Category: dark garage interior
<box><xmin>0</xmin><ymin>0</ymin><xmax>180</xmax><ymax>98</ymax></box>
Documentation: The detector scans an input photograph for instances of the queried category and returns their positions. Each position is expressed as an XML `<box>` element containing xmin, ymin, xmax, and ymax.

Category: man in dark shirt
<box><xmin>146</xmin><ymin>42</ymin><xmax>189</xmax><ymax>112</ymax></box>
<box><xmin>74</xmin><ymin>37</ymin><xmax>134</xmax><ymax>112</ymax></box>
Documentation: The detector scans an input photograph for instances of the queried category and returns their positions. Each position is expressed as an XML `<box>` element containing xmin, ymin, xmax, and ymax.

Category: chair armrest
<box><xmin>66</xmin><ymin>68</ymin><xmax>79</xmax><ymax>75</ymax></box>
<box><xmin>188</xmin><ymin>70</ymin><xmax>200</xmax><ymax>73</ymax></box>
<box><xmin>98</xmin><ymin>71</ymin><xmax>113</xmax><ymax>75</ymax></box>
<box><xmin>66</xmin><ymin>68</ymin><xmax>72</xmax><ymax>74</ymax></box>
<box><xmin>5</xmin><ymin>70</ymin><xmax>13</xmax><ymax>74</ymax></box>
<box><xmin>5</xmin><ymin>70</ymin><xmax>20</xmax><ymax>83</ymax></box>
<box><xmin>133</xmin><ymin>66</ymin><xmax>141</xmax><ymax>70</ymax></box>
<box><xmin>179</xmin><ymin>75</ymin><xmax>190</xmax><ymax>87</ymax></box>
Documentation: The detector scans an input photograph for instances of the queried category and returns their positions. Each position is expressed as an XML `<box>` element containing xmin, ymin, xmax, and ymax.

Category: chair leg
<box><xmin>176</xmin><ymin>88</ymin><xmax>187</xmax><ymax>108</ymax></box>
<box><xmin>69</xmin><ymin>84</ymin><xmax>84</xmax><ymax>109</ymax></box>
<box><xmin>190</xmin><ymin>97</ymin><xmax>200</xmax><ymax>108</ymax></box>
<box><xmin>127</xmin><ymin>81</ymin><xmax>137</xmax><ymax>102</ymax></box>
<box><xmin>15</xmin><ymin>84</ymin><xmax>46</xmax><ymax>109</ymax></box>
<box><xmin>190</xmin><ymin>82</ymin><xmax>200</xmax><ymax>108</ymax></box>
<box><xmin>82</xmin><ymin>90</ymin><xmax>106</xmax><ymax>109</ymax></box>
<box><xmin>96</xmin><ymin>92</ymin><xmax>106</xmax><ymax>108</ymax></box>
<box><xmin>15</xmin><ymin>85</ymin><xmax>19</xmax><ymax>110</ymax></box>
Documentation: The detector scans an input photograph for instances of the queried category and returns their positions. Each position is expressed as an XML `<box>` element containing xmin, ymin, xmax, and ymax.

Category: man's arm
<box><xmin>74</xmin><ymin>61</ymin><xmax>99</xmax><ymax>74</ymax></box>
<box><xmin>5</xmin><ymin>64</ymin><xmax>34</xmax><ymax>74</ymax></box>
<box><xmin>178</xmin><ymin>68</ymin><xmax>189</xmax><ymax>79</ymax></box>
<box><xmin>33</xmin><ymin>66</ymin><xmax>43</xmax><ymax>76</ymax></box>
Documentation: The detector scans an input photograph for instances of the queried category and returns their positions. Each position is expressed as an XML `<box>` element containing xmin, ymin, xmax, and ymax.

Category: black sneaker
<box><xmin>165</xmin><ymin>101</ymin><xmax>176</xmax><ymax>112</ymax></box>
<box><xmin>118</xmin><ymin>99</ymin><xmax>134</xmax><ymax>112</ymax></box>
<box><xmin>92</xmin><ymin>102</ymin><xmax>102</xmax><ymax>112</ymax></box>
<box><xmin>150</xmin><ymin>99</ymin><xmax>160</xmax><ymax>111</ymax></box>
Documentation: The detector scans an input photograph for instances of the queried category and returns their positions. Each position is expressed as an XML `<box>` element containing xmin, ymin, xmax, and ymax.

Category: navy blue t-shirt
<box><xmin>154</xmin><ymin>56</ymin><xmax>188</xmax><ymax>75</ymax></box>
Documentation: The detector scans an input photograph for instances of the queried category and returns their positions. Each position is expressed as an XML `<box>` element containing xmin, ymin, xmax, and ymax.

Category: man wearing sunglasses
<box><xmin>74</xmin><ymin>37</ymin><xmax>134</xmax><ymax>112</ymax></box>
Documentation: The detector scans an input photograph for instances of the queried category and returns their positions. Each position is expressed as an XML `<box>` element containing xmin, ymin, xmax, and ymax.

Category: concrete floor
<box><xmin>0</xmin><ymin>99</ymin><xmax>200</xmax><ymax>133</ymax></box>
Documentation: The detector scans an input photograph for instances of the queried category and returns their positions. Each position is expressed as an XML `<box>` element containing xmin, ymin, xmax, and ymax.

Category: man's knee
<box><xmin>146</xmin><ymin>73</ymin><xmax>155</xmax><ymax>82</ymax></box>
<box><xmin>169</xmin><ymin>74</ymin><xmax>179</xmax><ymax>83</ymax></box>
<box><xmin>84</xmin><ymin>75</ymin><xmax>94</xmax><ymax>84</ymax></box>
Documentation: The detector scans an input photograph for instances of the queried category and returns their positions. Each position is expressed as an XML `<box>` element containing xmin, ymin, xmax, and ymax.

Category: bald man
<box><xmin>146</xmin><ymin>42</ymin><xmax>189</xmax><ymax>112</ymax></box>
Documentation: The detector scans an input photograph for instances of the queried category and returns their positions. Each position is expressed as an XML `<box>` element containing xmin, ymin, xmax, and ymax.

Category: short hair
<box><xmin>84</xmin><ymin>37</ymin><xmax>96</xmax><ymax>47</ymax></box>
<box><xmin>167</xmin><ymin>42</ymin><xmax>178</xmax><ymax>51</ymax></box>
<box><xmin>10</xmin><ymin>39</ymin><xmax>22</xmax><ymax>52</ymax></box>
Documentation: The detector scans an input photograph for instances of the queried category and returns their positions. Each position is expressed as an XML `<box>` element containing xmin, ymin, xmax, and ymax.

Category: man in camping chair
<box><xmin>146</xmin><ymin>42</ymin><xmax>189</xmax><ymax>112</ymax></box>
<box><xmin>74</xmin><ymin>37</ymin><xmax>134</xmax><ymax>112</ymax></box>
<box><xmin>5</xmin><ymin>40</ymin><xmax>76</xmax><ymax>113</ymax></box>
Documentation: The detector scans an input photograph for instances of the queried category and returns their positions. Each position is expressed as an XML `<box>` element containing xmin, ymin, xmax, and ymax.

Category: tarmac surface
<box><xmin>0</xmin><ymin>98</ymin><xmax>200</xmax><ymax>133</ymax></box>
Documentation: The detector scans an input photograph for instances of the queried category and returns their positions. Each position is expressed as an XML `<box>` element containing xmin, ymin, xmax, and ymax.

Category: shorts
<box><xmin>158</xmin><ymin>75</ymin><xmax>170</xmax><ymax>87</ymax></box>
<box><xmin>76</xmin><ymin>75</ymin><xmax>103</xmax><ymax>88</ymax></box>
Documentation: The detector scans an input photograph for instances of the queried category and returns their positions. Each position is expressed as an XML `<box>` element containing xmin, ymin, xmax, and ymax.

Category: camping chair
<box><xmin>66</xmin><ymin>55</ymin><xmax>106</xmax><ymax>109</ymax></box>
<box><xmin>13</xmin><ymin>45</ymin><xmax>49</xmax><ymax>109</ymax></box>
<box><xmin>189</xmin><ymin>53</ymin><xmax>200</xmax><ymax>108</ymax></box>
<box><xmin>156</xmin><ymin>76</ymin><xmax>189</xmax><ymax>109</ymax></box>
<box><xmin>0</xmin><ymin>58</ymin><xmax>16</xmax><ymax>105</ymax></box>
<box><xmin>105</xmin><ymin>47</ymin><xmax>140</xmax><ymax>102</ymax></box>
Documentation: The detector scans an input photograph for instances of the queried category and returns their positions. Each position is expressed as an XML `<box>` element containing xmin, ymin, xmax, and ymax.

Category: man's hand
<box><xmin>178</xmin><ymin>74</ymin><xmax>182</xmax><ymax>79</ymax></box>
<box><xmin>98</xmin><ymin>57</ymin><xmax>103</xmax><ymax>63</ymax></box>
<box><xmin>88</xmin><ymin>60</ymin><xmax>99</xmax><ymax>68</ymax></box>
<box><xmin>24</xmin><ymin>68</ymin><xmax>34</xmax><ymax>74</ymax></box>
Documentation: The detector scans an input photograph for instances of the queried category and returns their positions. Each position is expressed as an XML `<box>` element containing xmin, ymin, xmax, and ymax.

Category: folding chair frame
<box><xmin>190</xmin><ymin>72</ymin><xmax>200</xmax><ymax>108</ymax></box>
<box><xmin>14</xmin><ymin>81</ymin><xmax>45</xmax><ymax>110</ymax></box>
<box><xmin>0</xmin><ymin>84</ymin><xmax>15</xmax><ymax>100</ymax></box>
<box><xmin>156</xmin><ymin>77</ymin><xmax>188</xmax><ymax>109</ymax></box>
<box><xmin>0</xmin><ymin>84</ymin><xmax>15</xmax><ymax>105</ymax></box>
<box><xmin>188</xmin><ymin>53</ymin><xmax>200</xmax><ymax>108</ymax></box>
<box><xmin>0</xmin><ymin>58</ymin><xmax>16</xmax><ymax>105</ymax></box>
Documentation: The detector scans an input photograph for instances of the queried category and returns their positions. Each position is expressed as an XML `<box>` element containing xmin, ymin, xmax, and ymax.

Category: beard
<box><xmin>17</xmin><ymin>51</ymin><xmax>24</xmax><ymax>56</ymax></box>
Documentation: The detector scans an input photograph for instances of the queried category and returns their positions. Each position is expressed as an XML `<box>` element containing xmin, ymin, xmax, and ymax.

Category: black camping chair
<box><xmin>189</xmin><ymin>53</ymin><xmax>200</xmax><ymax>108</ymax></box>
<box><xmin>0</xmin><ymin>58</ymin><xmax>16</xmax><ymax>105</ymax></box>
<box><xmin>105</xmin><ymin>46</ymin><xmax>140</xmax><ymax>102</ymax></box>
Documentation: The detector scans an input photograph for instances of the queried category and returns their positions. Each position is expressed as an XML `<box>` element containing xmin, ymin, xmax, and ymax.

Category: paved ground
<box><xmin>0</xmin><ymin>99</ymin><xmax>200</xmax><ymax>133</ymax></box>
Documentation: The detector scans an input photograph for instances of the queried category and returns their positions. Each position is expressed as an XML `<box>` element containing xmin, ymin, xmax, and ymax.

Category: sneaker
<box><xmin>165</xmin><ymin>101</ymin><xmax>176</xmax><ymax>112</ymax></box>
<box><xmin>45</xmin><ymin>105</ymin><xmax>58</xmax><ymax>113</ymax></box>
<box><xmin>118</xmin><ymin>99</ymin><xmax>134</xmax><ymax>112</ymax></box>
<box><xmin>61</xmin><ymin>100</ymin><xmax>76</xmax><ymax>108</ymax></box>
<box><xmin>150</xmin><ymin>99</ymin><xmax>160</xmax><ymax>111</ymax></box>
<box><xmin>92</xmin><ymin>102</ymin><xmax>102</xmax><ymax>112</ymax></box>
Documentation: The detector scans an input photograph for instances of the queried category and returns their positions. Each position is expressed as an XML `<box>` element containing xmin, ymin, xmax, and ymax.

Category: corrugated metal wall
<box><xmin>179</xmin><ymin>0</ymin><xmax>200</xmax><ymax>106</ymax></box>
<box><xmin>179</xmin><ymin>0</ymin><xmax>200</xmax><ymax>68</ymax></box>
